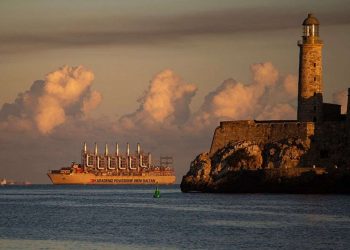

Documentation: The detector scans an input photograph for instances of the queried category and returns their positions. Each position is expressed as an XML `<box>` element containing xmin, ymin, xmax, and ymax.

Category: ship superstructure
<box><xmin>48</xmin><ymin>142</ymin><xmax>176</xmax><ymax>185</ymax></box>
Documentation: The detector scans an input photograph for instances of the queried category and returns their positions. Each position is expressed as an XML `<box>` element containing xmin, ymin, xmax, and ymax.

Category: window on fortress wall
<box><xmin>314</xmin><ymin>63</ymin><xmax>316</xmax><ymax>67</ymax></box>
<box><xmin>314</xmin><ymin>77</ymin><xmax>317</xmax><ymax>81</ymax></box>
<box><xmin>314</xmin><ymin>106</ymin><xmax>316</xmax><ymax>111</ymax></box>
<box><xmin>313</xmin><ymin>117</ymin><xmax>317</xmax><ymax>122</ymax></box>
<box><xmin>320</xmin><ymin>150</ymin><xmax>329</xmax><ymax>159</ymax></box>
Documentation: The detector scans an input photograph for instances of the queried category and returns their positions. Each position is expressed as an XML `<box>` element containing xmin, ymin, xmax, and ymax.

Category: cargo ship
<box><xmin>47</xmin><ymin>142</ymin><xmax>176</xmax><ymax>185</ymax></box>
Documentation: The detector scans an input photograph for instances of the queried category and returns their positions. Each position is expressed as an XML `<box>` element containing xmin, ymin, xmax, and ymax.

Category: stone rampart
<box><xmin>209</xmin><ymin>120</ymin><xmax>315</xmax><ymax>156</ymax></box>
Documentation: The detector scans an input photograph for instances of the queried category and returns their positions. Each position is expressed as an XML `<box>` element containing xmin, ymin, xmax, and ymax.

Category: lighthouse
<box><xmin>297</xmin><ymin>13</ymin><xmax>323</xmax><ymax>122</ymax></box>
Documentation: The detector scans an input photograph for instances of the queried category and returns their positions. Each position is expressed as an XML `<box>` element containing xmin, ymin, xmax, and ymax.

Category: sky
<box><xmin>0</xmin><ymin>0</ymin><xmax>350</xmax><ymax>183</ymax></box>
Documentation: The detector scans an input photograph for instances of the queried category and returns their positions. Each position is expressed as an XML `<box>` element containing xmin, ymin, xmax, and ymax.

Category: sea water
<box><xmin>0</xmin><ymin>185</ymin><xmax>350</xmax><ymax>249</ymax></box>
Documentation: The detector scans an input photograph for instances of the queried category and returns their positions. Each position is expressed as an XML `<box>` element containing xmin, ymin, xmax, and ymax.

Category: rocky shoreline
<box><xmin>181</xmin><ymin>140</ymin><xmax>350</xmax><ymax>193</ymax></box>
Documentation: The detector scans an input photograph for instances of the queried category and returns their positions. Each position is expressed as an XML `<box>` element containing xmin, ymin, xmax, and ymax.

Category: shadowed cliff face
<box><xmin>262</xmin><ymin>138</ymin><xmax>308</xmax><ymax>168</ymax></box>
<box><xmin>181</xmin><ymin>138</ymin><xmax>350</xmax><ymax>193</ymax></box>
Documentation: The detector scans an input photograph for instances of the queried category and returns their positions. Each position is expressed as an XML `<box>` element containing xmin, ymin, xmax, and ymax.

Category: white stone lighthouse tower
<box><xmin>297</xmin><ymin>13</ymin><xmax>323</xmax><ymax>122</ymax></box>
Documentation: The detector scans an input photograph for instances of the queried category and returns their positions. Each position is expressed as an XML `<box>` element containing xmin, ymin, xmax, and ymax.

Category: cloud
<box><xmin>0</xmin><ymin>62</ymin><xmax>300</xmax><ymax>183</ymax></box>
<box><xmin>82</xmin><ymin>91</ymin><xmax>103</xmax><ymax>114</ymax></box>
<box><xmin>35</xmin><ymin>96</ymin><xmax>66</xmax><ymax>134</ymax></box>
<box><xmin>257</xmin><ymin>104</ymin><xmax>296</xmax><ymax>120</ymax></box>
<box><xmin>0</xmin><ymin>65</ymin><xmax>101</xmax><ymax>134</ymax></box>
<box><xmin>251</xmin><ymin>62</ymin><xmax>279</xmax><ymax>87</ymax></box>
<box><xmin>119</xmin><ymin>69</ymin><xmax>197</xmax><ymax>130</ymax></box>
<box><xmin>283</xmin><ymin>74</ymin><xmax>298</xmax><ymax>98</ymax></box>
<box><xmin>188</xmin><ymin>62</ymin><xmax>297</xmax><ymax>132</ymax></box>
<box><xmin>333</xmin><ymin>88</ymin><xmax>348</xmax><ymax>113</ymax></box>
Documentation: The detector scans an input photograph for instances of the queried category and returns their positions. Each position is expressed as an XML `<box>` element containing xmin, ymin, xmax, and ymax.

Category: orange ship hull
<box><xmin>47</xmin><ymin>172</ymin><xmax>176</xmax><ymax>185</ymax></box>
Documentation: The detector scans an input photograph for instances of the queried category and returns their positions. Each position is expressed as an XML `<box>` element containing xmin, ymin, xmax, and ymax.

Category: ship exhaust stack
<box><xmin>107</xmin><ymin>157</ymin><xmax>113</xmax><ymax>169</ymax></box>
<box><xmin>115</xmin><ymin>142</ymin><xmax>121</xmax><ymax>169</ymax></box>
<box><xmin>139</xmin><ymin>154</ymin><xmax>143</xmax><ymax>167</ymax></box>
<box><xmin>82</xmin><ymin>142</ymin><xmax>88</xmax><ymax>169</ymax></box>
<box><xmin>105</xmin><ymin>144</ymin><xmax>109</xmax><ymax>156</ymax></box>
<box><xmin>83</xmin><ymin>142</ymin><xmax>87</xmax><ymax>153</ymax></box>
<box><xmin>148</xmin><ymin>153</ymin><xmax>152</xmax><ymax>167</ymax></box>
<box><xmin>137</xmin><ymin>143</ymin><xmax>140</xmax><ymax>155</ymax></box>
<box><xmin>94</xmin><ymin>143</ymin><xmax>98</xmax><ymax>155</ymax></box>
<box><xmin>116</xmin><ymin>143</ymin><xmax>119</xmax><ymax>156</ymax></box>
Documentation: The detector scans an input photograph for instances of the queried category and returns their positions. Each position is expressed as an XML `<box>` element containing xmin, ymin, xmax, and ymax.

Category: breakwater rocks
<box><xmin>181</xmin><ymin>139</ymin><xmax>350</xmax><ymax>193</ymax></box>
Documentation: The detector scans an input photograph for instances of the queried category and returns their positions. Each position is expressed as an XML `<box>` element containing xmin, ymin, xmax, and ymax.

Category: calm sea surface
<box><xmin>0</xmin><ymin>185</ymin><xmax>350</xmax><ymax>250</ymax></box>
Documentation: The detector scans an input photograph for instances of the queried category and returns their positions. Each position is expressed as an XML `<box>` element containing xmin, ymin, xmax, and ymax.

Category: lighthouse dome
<box><xmin>302</xmin><ymin>13</ymin><xmax>320</xmax><ymax>25</ymax></box>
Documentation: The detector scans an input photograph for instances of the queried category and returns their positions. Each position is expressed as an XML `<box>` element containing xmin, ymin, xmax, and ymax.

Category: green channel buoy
<box><xmin>153</xmin><ymin>186</ymin><xmax>160</xmax><ymax>198</ymax></box>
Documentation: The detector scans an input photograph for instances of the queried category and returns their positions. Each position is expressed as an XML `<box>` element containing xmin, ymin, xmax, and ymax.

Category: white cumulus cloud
<box><xmin>0</xmin><ymin>65</ymin><xmax>101</xmax><ymax>134</ymax></box>
<box><xmin>119</xmin><ymin>69</ymin><xmax>197</xmax><ymax>130</ymax></box>
<box><xmin>187</xmin><ymin>62</ymin><xmax>297</xmax><ymax>132</ymax></box>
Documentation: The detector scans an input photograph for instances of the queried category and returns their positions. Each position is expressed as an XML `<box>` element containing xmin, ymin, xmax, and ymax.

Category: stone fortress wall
<box><xmin>209</xmin><ymin>120</ymin><xmax>314</xmax><ymax>156</ymax></box>
<box><xmin>208</xmin><ymin>13</ymin><xmax>350</xmax><ymax>169</ymax></box>
<box><xmin>209</xmin><ymin>119</ymin><xmax>348</xmax><ymax>168</ymax></box>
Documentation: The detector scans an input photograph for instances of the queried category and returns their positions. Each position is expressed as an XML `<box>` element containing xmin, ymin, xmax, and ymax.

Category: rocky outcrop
<box><xmin>181</xmin><ymin>139</ymin><xmax>350</xmax><ymax>193</ymax></box>
<box><xmin>262</xmin><ymin>138</ymin><xmax>308</xmax><ymax>169</ymax></box>
<box><xmin>181</xmin><ymin>153</ymin><xmax>211</xmax><ymax>192</ymax></box>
